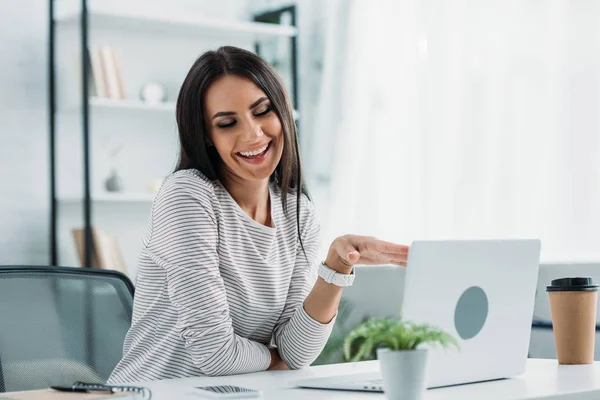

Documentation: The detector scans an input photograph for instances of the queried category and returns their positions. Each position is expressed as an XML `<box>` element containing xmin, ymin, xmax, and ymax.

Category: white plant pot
<box><xmin>377</xmin><ymin>348</ymin><xmax>429</xmax><ymax>400</ymax></box>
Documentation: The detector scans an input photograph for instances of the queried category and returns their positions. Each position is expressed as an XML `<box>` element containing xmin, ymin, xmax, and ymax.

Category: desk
<box><xmin>140</xmin><ymin>358</ymin><xmax>600</xmax><ymax>399</ymax></box>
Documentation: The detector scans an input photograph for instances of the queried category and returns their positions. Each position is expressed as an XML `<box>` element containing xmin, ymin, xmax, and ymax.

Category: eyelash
<box><xmin>217</xmin><ymin>106</ymin><xmax>272</xmax><ymax>129</ymax></box>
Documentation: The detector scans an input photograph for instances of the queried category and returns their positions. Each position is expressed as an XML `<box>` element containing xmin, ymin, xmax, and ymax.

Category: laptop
<box><xmin>295</xmin><ymin>239</ymin><xmax>541</xmax><ymax>392</ymax></box>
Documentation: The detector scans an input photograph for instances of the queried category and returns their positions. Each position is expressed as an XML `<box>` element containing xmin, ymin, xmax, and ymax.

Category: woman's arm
<box><xmin>272</xmin><ymin>208</ymin><xmax>333</xmax><ymax>369</ymax></box>
<box><xmin>148</xmin><ymin>174</ymin><xmax>272</xmax><ymax>376</ymax></box>
<box><xmin>273</xmin><ymin>205</ymin><xmax>409</xmax><ymax>370</ymax></box>
<box><xmin>305</xmin><ymin>234</ymin><xmax>409</xmax><ymax>323</ymax></box>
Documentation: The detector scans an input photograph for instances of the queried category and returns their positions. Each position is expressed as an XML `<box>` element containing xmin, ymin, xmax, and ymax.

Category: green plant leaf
<box><xmin>343</xmin><ymin>314</ymin><xmax>460</xmax><ymax>362</ymax></box>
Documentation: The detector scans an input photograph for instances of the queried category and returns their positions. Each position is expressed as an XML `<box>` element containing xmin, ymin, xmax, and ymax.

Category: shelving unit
<box><xmin>49</xmin><ymin>0</ymin><xmax>300</xmax><ymax>274</ymax></box>
<box><xmin>55</xmin><ymin>5</ymin><xmax>298</xmax><ymax>39</ymax></box>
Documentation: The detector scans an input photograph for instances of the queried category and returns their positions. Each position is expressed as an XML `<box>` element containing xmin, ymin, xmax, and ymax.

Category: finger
<box><xmin>390</xmin><ymin>261</ymin><xmax>407</xmax><ymax>267</ymax></box>
<box><xmin>359</xmin><ymin>257</ymin><xmax>407</xmax><ymax>267</ymax></box>
<box><xmin>347</xmin><ymin>251</ymin><xmax>360</xmax><ymax>264</ymax></box>
<box><xmin>356</xmin><ymin>253</ymin><xmax>407</xmax><ymax>265</ymax></box>
<box><xmin>360</xmin><ymin>237</ymin><xmax>409</xmax><ymax>255</ymax></box>
<box><xmin>388</xmin><ymin>256</ymin><xmax>408</xmax><ymax>264</ymax></box>
<box><xmin>374</xmin><ymin>240</ymin><xmax>409</xmax><ymax>255</ymax></box>
<box><xmin>363</xmin><ymin>252</ymin><xmax>407</xmax><ymax>263</ymax></box>
<box><xmin>381</xmin><ymin>254</ymin><xmax>407</xmax><ymax>265</ymax></box>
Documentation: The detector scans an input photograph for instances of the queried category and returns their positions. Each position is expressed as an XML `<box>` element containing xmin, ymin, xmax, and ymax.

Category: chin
<box><xmin>246</xmin><ymin>165</ymin><xmax>278</xmax><ymax>181</ymax></box>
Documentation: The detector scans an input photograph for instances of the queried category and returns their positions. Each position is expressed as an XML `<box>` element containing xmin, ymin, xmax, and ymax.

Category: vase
<box><xmin>376</xmin><ymin>348</ymin><xmax>429</xmax><ymax>400</ymax></box>
<box><xmin>105</xmin><ymin>169</ymin><xmax>123</xmax><ymax>192</ymax></box>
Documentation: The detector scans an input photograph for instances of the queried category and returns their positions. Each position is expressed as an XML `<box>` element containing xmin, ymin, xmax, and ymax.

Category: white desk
<box><xmin>141</xmin><ymin>358</ymin><xmax>600</xmax><ymax>399</ymax></box>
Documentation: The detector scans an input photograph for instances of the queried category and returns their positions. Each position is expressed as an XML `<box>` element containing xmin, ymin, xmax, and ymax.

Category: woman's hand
<box><xmin>325</xmin><ymin>235</ymin><xmax>409</xmax><ymax>274</ymax></box>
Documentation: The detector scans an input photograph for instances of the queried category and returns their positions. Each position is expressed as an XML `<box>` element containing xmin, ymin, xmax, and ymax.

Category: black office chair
<box><xmin>0</xmin><ymin>266</ymin><xmax>134</xmax><ymax>392</ymax></box>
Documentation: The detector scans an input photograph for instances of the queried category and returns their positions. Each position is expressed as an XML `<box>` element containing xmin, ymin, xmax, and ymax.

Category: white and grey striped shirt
<box><xmin>107</xmin><ymin>169</ymin><xmax>334</xmax><ymax>383</ymax></box>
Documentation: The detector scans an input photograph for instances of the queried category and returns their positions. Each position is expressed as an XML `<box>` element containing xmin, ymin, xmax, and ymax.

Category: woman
<box><xmin>108</xmin><ymin>46</ymin><xmax>408</xmax><ymax>383</ymax></box>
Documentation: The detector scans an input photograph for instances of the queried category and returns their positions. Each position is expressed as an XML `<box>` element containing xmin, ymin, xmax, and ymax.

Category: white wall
<box><xmin>0</xmin><ymin>0</ymin><xmax>49</xmax><ymax>265</ymax></box>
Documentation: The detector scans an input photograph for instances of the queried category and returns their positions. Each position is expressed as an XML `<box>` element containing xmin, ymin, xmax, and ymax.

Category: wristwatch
<box><xmin>318</xmin><ymin>261</ymin><xmax>355</xmax><ymax>287</ymax></box>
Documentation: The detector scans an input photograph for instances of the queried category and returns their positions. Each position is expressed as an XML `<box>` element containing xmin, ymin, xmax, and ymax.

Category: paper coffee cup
<box><xmin>547</xmin><ymin>277</ymin><xmax>599</xmax><ymax>364</ymax></box>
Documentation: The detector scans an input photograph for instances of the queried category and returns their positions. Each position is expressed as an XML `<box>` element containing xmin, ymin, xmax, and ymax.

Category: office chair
<box><xmin>0</xmin><ymin>266</ymin><xmax>134</xmax><ymax>392</ymax></box>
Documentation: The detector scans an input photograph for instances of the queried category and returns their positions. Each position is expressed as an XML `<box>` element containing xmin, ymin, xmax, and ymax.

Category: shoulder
<box><xmin>153</xmin><ymin>169</ymin><xmax>219</xmax><ymax>221</ymax></box>
<box><xmin>146</xmin><ymin>170</ymin><xmax>220</xmax><ymax>249</ymax></box>
<box><xmin>158</xmin><ymin>169</ymin><xmax>216</xmax><ymax>202</ymax></box>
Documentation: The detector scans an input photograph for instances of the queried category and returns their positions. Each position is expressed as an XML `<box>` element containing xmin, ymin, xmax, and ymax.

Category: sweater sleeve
<box><xmin>146</xmin><ymin>174</ymin><xmax>271</xmax><ymax>376</ymax></box>
<box><xmin>272</xmin><ymin>202</ymin><xmax>336</xmax><ymax>369</ymax></box>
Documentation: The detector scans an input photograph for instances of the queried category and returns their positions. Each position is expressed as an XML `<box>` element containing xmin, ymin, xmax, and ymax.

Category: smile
<box><xmin>236</xmin><ymin>142</ymin><xmax>271</xmax><ymax>159</ymax></box>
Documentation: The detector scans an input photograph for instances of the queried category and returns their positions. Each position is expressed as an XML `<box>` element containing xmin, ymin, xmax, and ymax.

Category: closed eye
<box><xmin>217</xmin><ymin>121</ymin><xmax>236</xmax><ymax>129</ymax></box>
<box><xmin>255</xmin><ymin>105</ymin><xmax>272</xmax><ymax>117</ymax></box>
<box><xmin>216</xmin><ymin>106</ymin><xmax>273</xmax><ymax>130</ymax></box>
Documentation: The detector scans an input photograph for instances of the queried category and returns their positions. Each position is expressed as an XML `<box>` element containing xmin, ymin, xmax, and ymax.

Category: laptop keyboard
<box><xmin>355</xmin><ymin>379</ymin><xmax>384</xmax><ymax>391</ymax></box>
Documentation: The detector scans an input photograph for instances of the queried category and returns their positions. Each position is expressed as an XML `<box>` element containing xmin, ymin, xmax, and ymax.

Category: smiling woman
<box><xmin>106</xmin><ymin>46</ymin><xmax>409</xmax><ymax>383</ymax></box>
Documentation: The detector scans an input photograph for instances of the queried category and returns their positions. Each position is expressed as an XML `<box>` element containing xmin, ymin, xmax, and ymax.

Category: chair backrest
<box><xmin>0</xmin><ymin>266</ymin><xmax>134</xmax><ymax>392</ymax></box>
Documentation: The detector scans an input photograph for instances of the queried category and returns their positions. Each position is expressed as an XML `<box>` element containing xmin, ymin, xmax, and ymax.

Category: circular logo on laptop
<box><xmin>454</xmin><ymin>286</ymin><xmax>488</xmax><ymax>340</ymax></box>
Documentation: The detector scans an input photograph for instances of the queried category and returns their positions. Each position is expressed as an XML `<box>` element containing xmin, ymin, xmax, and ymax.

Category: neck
<box><xmin>220</xmin><ymin>173</ymin><xmax>271</xmax><ymax>226</ymax></box>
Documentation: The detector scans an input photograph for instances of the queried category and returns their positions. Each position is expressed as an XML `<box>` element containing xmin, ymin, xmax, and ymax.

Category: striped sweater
<box><xmin>107</xmin><ymin>169</ymin><xmax>334</xmax><ymax>382</ymax></box>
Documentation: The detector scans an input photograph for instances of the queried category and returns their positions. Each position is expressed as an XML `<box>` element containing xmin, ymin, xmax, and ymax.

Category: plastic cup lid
<box><xmin>546</xmin><ymin>277</ymin><xmax>599</xmax><ymax>292</ymax></box>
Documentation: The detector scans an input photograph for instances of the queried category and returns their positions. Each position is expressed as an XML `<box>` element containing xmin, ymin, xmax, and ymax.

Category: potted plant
<box><xmin>344</xmin><ymin>316</ymin><xmax>458</xmax><ymax>400</ymax></box>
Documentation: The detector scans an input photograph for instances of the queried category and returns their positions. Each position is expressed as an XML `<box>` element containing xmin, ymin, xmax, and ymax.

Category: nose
<box><xmin>241</xmin><ymin>118</ymin><xmax>264</xmax><ymax>141</ymax></box>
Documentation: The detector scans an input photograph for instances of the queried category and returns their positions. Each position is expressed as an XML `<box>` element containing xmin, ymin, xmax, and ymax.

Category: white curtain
<box><xmin>310</xmin><ymin>0</ymin><xmax>600</xmax><ymax>262</ymax></box>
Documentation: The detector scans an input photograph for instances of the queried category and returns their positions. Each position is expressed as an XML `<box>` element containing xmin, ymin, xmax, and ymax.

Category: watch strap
<box><xmin>318</xmin><ymin>261</ymin><xmax>355</xmax><ymax>287</ymax></box>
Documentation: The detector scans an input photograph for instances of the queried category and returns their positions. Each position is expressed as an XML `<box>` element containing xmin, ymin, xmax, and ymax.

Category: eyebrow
<box><xmin>211</xmin><ymin>97</ymin><xmax>269</xmax><ymax>120</ymax></box>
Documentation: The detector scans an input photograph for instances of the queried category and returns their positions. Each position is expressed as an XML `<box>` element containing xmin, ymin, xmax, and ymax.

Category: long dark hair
<box><xmin>175</xmin><ymin>46</ymin><xmax>310</xmax><ymax>252</ymax></box>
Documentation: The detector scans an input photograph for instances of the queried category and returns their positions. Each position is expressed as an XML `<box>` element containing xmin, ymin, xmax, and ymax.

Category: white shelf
<box><xmin>62</xmin><ymin>97</ymin><xmax>300</xmax><ymax>120</ymax></box>
<box><xmin>55</xmin><ymin>5</ymin><xmax>297</xmax><ymax>39</ymax></box>
<box><xmin>60</xmin><ymin>97</ymin><xmax>176</xmax><ymax>113</ymax></box>
<box><xmin>59</xmin><ymin>192</ymin><xmax>156</xmax><ymax>203</ymax></box>
<box><xmin>90</xmin><ymin>97</ymin><xmax>176</xmax><ymax>112</ymax></box>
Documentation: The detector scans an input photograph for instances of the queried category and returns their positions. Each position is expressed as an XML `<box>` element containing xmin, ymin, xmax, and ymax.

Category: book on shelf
<box><xmin>99</xmin><ymin>45</ymin><xmax>125</xmax><ymax>99</ymax></box>
<box><xmin>113</xmin><ymin>49</ymin><xmax>127</xmax><ymax>100</ymax></box>
<box><xmin>82</xmin><ymin>45</ymin><xmax>126</xmax><ymax>100</ymax></box>
<box><xmin>88</xmin><ymin>46</ymin><xmax>105</xmax><ymax>97</ymax></box>
<box><xmin>72</xmin><ymin>226</ymin><xmax>128</xmax><ymax>276</ymax></box>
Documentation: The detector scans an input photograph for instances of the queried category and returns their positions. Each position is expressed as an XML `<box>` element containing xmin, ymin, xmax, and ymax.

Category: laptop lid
<box><xmin>296</xmin><ymin>239</ymin><xmax>541</xmax><ymax>392</ymax></box>
<box><xmin>402</xmin><ymin>239</ymin><xmax>541</xmax><ymax>387</ymax></box>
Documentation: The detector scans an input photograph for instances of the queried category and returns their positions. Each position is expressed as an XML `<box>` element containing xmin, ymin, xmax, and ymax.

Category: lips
<box><xmin>236</xmin><ymin>142</ymin><xmax>271</xmax><ymax>159</ymax></box>
<box><xmin>235</xmin><ymin>141</ymin><xmax>272</xmax><ymax>165</ymax></box>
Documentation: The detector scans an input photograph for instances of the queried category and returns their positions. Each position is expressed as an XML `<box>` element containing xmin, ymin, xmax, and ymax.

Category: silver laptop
<box><xmin>295</xmin><ymin>239</ymin><xmax>541</xmax><ymax>392</ymax></box>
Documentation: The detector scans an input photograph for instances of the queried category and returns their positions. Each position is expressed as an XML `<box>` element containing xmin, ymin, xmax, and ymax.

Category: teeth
<box><xmin>239</xmin><ymin>144</ymin><xmax>268</xmax><ymax>157</ymax></box>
